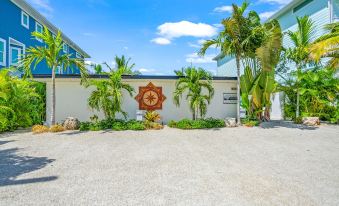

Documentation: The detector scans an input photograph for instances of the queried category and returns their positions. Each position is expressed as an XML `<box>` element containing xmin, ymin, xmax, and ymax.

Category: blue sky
<box><xmin>26</xmin><ymin>0</ymin><xmax>292</xmax><ymax>75</ymax></box>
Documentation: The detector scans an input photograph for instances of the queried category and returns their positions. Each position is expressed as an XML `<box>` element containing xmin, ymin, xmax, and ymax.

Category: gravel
<box><xmin>0</xmin><ymin>121</ymin><xmax>339</xmax><ymax>206</ymax></box>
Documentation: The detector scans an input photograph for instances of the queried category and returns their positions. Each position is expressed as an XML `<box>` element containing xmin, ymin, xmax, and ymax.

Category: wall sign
<box><xmin>223</xmin><ymin>93</ymin><xmax>237</xmax><ymax>104</ymax></box>
<box><xmin>135</xmin><ymin>82</ymin><xmax>166</xmax><ymax>110</ymax></box>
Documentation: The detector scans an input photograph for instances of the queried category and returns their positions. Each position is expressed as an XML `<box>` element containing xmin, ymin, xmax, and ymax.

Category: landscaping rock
<box><xmin>225</xmin><ymin>117</ymin><xmax>237</xmax><ymax>127</ymax></box>
<box><xmin>302</xmin><ymin>117</ymin><xmax>320</xmax><ymax>126</ymax></box>
<box><xmin>63</xmin><ymin>117</ymin><xmax>81</xmax><ymax>130</ymax></box>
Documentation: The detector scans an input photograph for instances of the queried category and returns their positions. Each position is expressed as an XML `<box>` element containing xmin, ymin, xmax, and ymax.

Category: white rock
<box><xmin>225</xmin><ymin>118</ymin><xmax>237</xmax><ymax>127</ymax></box>
<box><xmin>302</xmin><ymin>117</ymin><xmax>320</xmax><ymax>126</ymax></box>
<box><xmin>63</xmin><ymin>117</ymin><xmax>81</xmax><ymax>130</ymax></box>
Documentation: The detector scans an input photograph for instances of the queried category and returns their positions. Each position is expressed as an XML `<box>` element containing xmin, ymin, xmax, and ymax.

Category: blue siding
<box><xmin>0</xmin><ymin>0</ymin><xmax>82</xmax><ymax>74</ymax></box>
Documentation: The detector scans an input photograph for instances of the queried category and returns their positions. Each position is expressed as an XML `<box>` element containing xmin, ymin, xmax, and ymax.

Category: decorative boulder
<box><xmin>302</xmin><ymin>117</ymin><xmax>320</xmax><ymax>126</ymax></box>
<box><xmin>63</xmin><ymin>117</ymin><xmax>81</xmax><ymax>130</ymax></box>
<box><xmin>225</xmin><ymin>117</ymin><xmax>237</xmax><ymax>127</ymax></box>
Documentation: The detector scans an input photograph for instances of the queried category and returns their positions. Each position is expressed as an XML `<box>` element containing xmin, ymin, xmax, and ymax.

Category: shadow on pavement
<box><xmin>0</xmin><ymin>148</ymin><xmax>57</xmax><ymax>187</ymax></box>
<box><xmin>260</xmin><ymin>120</ymin><xmax>318</xmax><ymax>130</ymax></box>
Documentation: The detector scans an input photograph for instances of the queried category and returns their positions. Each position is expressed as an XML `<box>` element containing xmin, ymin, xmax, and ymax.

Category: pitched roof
<box><xmin>10</xmin><ymin>0</ymin><xmax>90</xmax><ymax>58</ymax></box>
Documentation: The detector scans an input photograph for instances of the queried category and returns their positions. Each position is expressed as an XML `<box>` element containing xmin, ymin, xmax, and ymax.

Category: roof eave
<box><xmin>10</xmin><ymin>0</ymin><xmax>90</xmax><ymax>58</ymax></box>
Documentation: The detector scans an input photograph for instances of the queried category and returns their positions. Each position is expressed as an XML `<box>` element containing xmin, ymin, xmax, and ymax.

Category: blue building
<box><xmin>215</xmin><ymin>0</ymin><xmax>339</xmax><ymax>76</ymax></box>
<box><xmin>0</xmin><ymin>0</ymin><xmax>90</xmax><ymax>74</ymax></box>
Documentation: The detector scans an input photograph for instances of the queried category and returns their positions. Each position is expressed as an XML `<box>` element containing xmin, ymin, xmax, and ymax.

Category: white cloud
<box><xmin>214</xmin><ymin>5</ymin><xmax>233</xmax><ymax>13</ymax></box>
<box><xmin>185</xmin><ymin>53</ymin><xmax>217</xmax><ymax>64</ymax></box>
<box><xmin>151</xmin><ymin>37</ymin><xmax>171</xmax><ymax>45</ymax></box>
<box><xmin>123</xmin><ymin>46</ymin><xmax>129</xmax><ymax>50</ymax></box>
<box><xmin>157</xmin><ymin>21</ymin><xmax>218</xmax><ymax>39</ymax></box>
<box><xmin>138</xmin><ymin>68</ymin><xmax>156</xmax><ymax>73</ymax></box>
<box><xmin>259</xmin><ymin>11</ymin><xmax>277</xmax><ymax>20</ymax></box>
<box><xmin>259</xmin><ymin>0</ymin><xmax>293</xmax><ymax>5</ymax></box>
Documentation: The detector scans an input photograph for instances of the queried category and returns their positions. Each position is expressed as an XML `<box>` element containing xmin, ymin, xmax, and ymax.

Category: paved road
<box><xmin>0</xmin><ymin>122</ymin><xmax>339</xmax><ymax>205</ymax></box>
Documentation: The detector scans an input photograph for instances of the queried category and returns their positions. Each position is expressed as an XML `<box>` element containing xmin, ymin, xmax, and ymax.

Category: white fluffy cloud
<box><xmin>157</xmin><ymin>21</ymin><xmax>218</xmax><ymax>39</ymax></box>
<box><xmin>214</xmin><ymin>5</ymin><xmax>233</xmax><ymax>13</ymax></box>
<box><xmin>151</xmin><ymin>37</ymin><xmax>171</xmax><ymax>45</ymax></box>
<box><xmin>185</xmin><ymin>53</ymin><xmax>217</xmax><ymax>64</ymax></box>
<box><xmin>152</xmin><ymin>21</ymin><xmax>217</xmax><ymax>45</ymax></box>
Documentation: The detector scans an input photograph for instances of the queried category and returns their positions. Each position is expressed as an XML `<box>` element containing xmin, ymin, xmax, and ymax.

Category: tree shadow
<box><xmin>0</xmin><ymin>140</ymin><xmax>14</xmax><ymax>146</ymax></box>
<box><xmin>260</xmin><ymin>120</ymin><xmax>318</xmax><ymax>130</ymax></box>
<box><xmin>0</xmin><ymin>148</ymin><xmax>57</xmax><ymax>187</ymax></box>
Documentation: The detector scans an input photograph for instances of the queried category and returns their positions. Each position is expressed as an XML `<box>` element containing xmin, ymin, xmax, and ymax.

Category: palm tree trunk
<box><xmin>236</xmin><ymin>56</ymin><xmax>241</xmax><ymax>125</ymax></box>
<box><xmin>296</xmin><ymin>66</ymin><xmax>301</xmax><ymax>118</ymax></box>
<box><xmin>51</xmin><ymin>66</ymin><xmax>56</xmax><ymax>125</ymax></box>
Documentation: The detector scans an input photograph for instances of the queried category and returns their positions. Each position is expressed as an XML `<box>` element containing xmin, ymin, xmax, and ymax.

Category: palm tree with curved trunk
<box><xmin>173</xmin><ymin>67</ymin><xmax>214</xmax><ymax>120</ymax></box>
<box><xmin>21</xmin><ymin>25</ymin><xmax>88</xmax><ymax>125</ymax></box>
<box><xmin>286</xmin><ymin>16</ymin><xmax>316</xmax><ymax>118</ymax></box>
<box><xmin>199</xmin><ymin>2</ymin><xmax>260</xmax><ymax>124</ymax></box>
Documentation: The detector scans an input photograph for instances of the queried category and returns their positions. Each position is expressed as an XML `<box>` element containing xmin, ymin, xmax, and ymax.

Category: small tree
<box><xmin>173</xmin><ymin>67</ymin><xmax>214</xmax><ymax>120</ymax></box>
<box><xmin>87</xmin><ymin>59</ymin><xmax>135</xmax><ymax>119</ymax></box>
<box><xmin>21</xmin><ymin>26</ymin><xmax>88</xmax><ymax>125</ymax></box>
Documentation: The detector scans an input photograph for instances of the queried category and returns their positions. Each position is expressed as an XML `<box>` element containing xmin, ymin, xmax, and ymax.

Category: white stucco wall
<box><xmin>38</xmin><ymin>78</ymin><xmax>237</xmax><ymax>124</ymax></box>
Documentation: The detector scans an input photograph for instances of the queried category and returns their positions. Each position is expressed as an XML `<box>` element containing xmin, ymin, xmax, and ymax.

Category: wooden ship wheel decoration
<box><xmin>135</xmin><ymin>82</ymin><xmax>166</xmax><ymax>110</ymax></box>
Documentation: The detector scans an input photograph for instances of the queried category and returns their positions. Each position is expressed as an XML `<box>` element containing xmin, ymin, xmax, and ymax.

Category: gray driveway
<box><xmin>0</xmin><ymin>122</ymin><xmax>339</xmax><ymax>206</ymax></box>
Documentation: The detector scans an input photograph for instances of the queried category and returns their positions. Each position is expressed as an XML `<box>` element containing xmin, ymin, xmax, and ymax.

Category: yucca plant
<box><xmin>144</xmin><ymin>111</ymin><xmax>161</xmax><ymax>122</ymax></box>
<box><xmin>173</xmin><ymin>66</ymin><xmax>214</xmax><ymax>120</ymax></box>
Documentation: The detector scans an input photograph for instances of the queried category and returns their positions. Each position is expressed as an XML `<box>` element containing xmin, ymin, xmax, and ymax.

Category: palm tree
<box><xmin>87</xmin><ymin>63</ymin><xmax>134</xmax><ymax>119</ymax></box>
<box><xmin>286</xmin><ymin>16</ymin><xmax>316</xmax><ymax>118</ymax></box>
<box><xmin>199</xmin><ymin>2</ymin><xmax>253</xmax><ymax>125</ymax></box>
<box><xmin>113</xmin><ymin>55</ymin><xmax>141</xmax><ymax>75</ymax></box>
<box><xmin>173</xmin><ymin>66</ymin><xmax>214</xmax><ymax>120</ymax></box>
<box><xmin>310</xmin><ymin>22</ymin><xmax>339</xmax><ymax>69</ymax></box>
<box><xmin>21</xmin><ymin>25</ymin><xmax>88</xmax><ymax>125</ymax></box>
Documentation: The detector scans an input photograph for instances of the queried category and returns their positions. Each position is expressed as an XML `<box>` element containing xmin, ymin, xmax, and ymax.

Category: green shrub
<box><xmin>79</xmin><ymin>122</ymin><xmax>91</xmax><ymax>131</ymax></box>
<box><xmin>294</xmin><ymin>116</ymin><xmax>303</xmax><ymax>124</ymax></box>
<box><xmin>127</xmin><ymin>120</ymin><xmax>146</xmax><ymax>130</ymax></box>
<box><xmin>169</xmin><ymin>118</ymin><xmax>225</xmax><ymax>130</ymax></box>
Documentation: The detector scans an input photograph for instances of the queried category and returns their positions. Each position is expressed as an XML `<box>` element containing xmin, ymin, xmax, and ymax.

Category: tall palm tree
<box><xmin>87</xmin><ymin>63</ymin><xmax>134</xmax><ymax>119</ymax></box>
<box><xmin>113</xmin><ymin>55</ymin><xmax>141</xmax><ymax>75</ymax></box>
<box><xmin>310</xmin><ymin>22</ymin><xmax>339</xmax><ymax>69</ymax></box>
<box><xmin>199</xmin><ymin>2</ymin><xmax>253</xmax><ymax>124</ymax></box>
<box><xmin>286</xmin><ymin>16</ymin><xmax>316</xmax><ymax>118</ymax></box>
<box><xmin>173</xmin><ymin>66</ymin><xmax>214</xmax><ymax>120</ymax></box>
<box><xmin>21</xmin><ymin>26</ymin><xmax>88</xmax><ymax>125</ymax></box>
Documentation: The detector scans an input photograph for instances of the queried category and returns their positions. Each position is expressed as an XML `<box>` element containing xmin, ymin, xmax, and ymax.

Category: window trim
<box><xmin>35</xmin><ymin>22</ymin><xmax>43</xmax><ymax>42</ymax></box>
<box><xmin>63</xmin><ymin>43</ymin><xmax>68</xmax><ymax>53</ymax></box>
<box><xmin>9</xmin><ymin>37</ymin><xmax>25</xmax><ymax>67</ymax></box>
<box><xmin>10</xmin><ymin>47</ymin><xmax>22</xmax><ymax>66</ymax></box>
<box><xmin>21</xmin><ymin>11</ymin><xmax>29</xmax><ymax>29</ymax></box>
<box><xmin>0</xmin><ymin>38</ymin><xmax>6</xmax><ymax>66</ymax></box>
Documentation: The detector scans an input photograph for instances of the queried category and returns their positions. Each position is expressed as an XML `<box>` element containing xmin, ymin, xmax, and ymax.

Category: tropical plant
<box><xmin>112</xmin><ymin>55</ymin><xmax>141</xmax><ymax>75</ymax></box>
<box><xmin>310</xmin><ymin>22</ymin><xmax>339</xmax><ymax>69</ymax></box>
<box><xmin>21</xmin><ymin>25</ymin><xmax>88</xmax><ymax>125</ymax></box>
<box><xmin>285</xmin><ymin>16</ymin><xmax>316</xmax><ymax>118</ymax></box>
<box><xmin>94</xmin><ymin>64</ymin><xmax>103</xmax><ymax>74</ymax></box>
<box><xmin>87</xmin><ymin>65</ymin><xmax>134</xmax><ymax>119</ymax></box>
<box><xmin>0</xmin><ymin>69</ymin><xmax>45</xmax><ymax>132</ymax></box>
<box><xmin>173</xmin><ymin>66</ymin><xmax>214</xmax><ymax>120</ymax></box>
<box><xmin>199</xmin><ymin>1</ymin><xmax>279</xmax><ymax>124</ymax></box>
<box><xmin>240</xmin><ymin>19</ymin><xmax>282</xmax><ymax>121</ymax></box>
<box><xmin>168</xmin><ymin>118</ymin><xmax>225</xmax><ymax>129</ymax></box>
<box><xmin>144</xmin><ymin>111</ymin><xmax>161</xmax><ymax>122</ymax></box>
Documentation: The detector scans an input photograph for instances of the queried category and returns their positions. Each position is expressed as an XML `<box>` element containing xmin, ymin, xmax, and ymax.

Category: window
<box><xmin>10</xmin><ymin>47</ymin><xmax>22</xmax><ymax>66</ymax></box>
<box><xmin>21</xmin><ymin>11</ymin><xmax>29</xmax><ymax>29</ymax></box>
<box><xmin>63</xmin><ymin>43</ymin><xmax>68</xmax><ymax>53</ymax></box>
<box><xmin>0</xmin><ymin>38</ymin><xmax>6</xmax><ymax>66</ymax></box>
<box><xmin>76</xmin><ymin>52</ymin><xmax>82</xmax><ymax>58</ymax></box>
<box><xmin>9</xmin><ymin>38</ymin><xmax>25</xmax><ymax>66</ymax></box>
<box><xmin>35</xmin><ymin>22</ymin><xmax>43</xmax><ymax>42</ymax></box>
<box><xmin>293</xmin><ymin>0</ymin><xmax>313</xmax><ymax>13</ymax></box>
